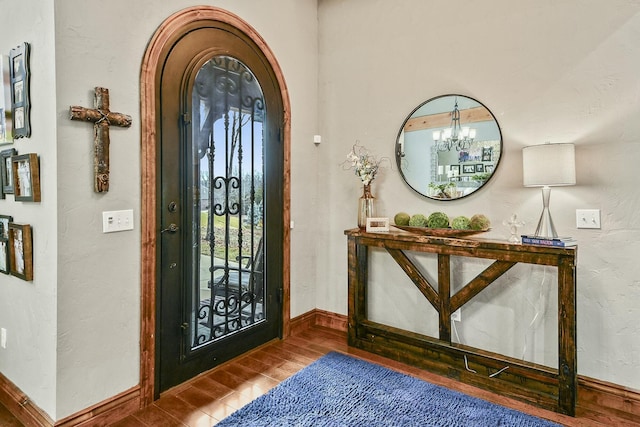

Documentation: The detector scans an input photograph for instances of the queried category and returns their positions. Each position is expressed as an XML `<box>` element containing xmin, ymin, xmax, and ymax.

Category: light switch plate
<box><xmin>576</xmin><ymin>209</ymin><xmax>601</xmax><ymax>229</ymax></box>
<box><xmin>103</xmin><ymin>210</ymin><xmax>134</xmax><ymax>233</ymax></box>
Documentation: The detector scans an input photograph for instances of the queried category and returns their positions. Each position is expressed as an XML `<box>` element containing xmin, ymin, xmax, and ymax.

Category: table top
<box><xmin>345</xmin><ymin>227</ymin><xmax>577</xmax><ymax>258</ymax></box>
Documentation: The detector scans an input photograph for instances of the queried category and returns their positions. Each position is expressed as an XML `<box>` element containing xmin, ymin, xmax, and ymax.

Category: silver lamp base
<box><xmin>533</xmin><ymin>186</ymin><xmax>558</xmax><ymax>238</ymax></box>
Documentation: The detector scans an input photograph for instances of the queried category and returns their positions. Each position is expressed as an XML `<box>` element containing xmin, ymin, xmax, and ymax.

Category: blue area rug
<box><xmin>214</xmin><ymin>351</ymin><xmax>560</xmax><ymax>426</ymax></box>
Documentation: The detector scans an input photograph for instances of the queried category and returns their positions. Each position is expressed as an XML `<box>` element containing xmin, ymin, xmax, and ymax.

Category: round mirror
<box><xmin>396</xmin><ymin>94</ymin><xmax>502</xmax><ymax>200</ymax></box>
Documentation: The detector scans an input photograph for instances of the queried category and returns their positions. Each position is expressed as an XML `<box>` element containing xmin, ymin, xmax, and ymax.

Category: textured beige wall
<box><xmin>1</xmin><ymin>0</ymin><xmax>319</xmax><ymax>421</ymax></box>
<box><xmin>2</xmin><ymin>0</ymin><xmax>639</xmax><ymax>421</ymax></box>
<box><xmin>0</xmin><ymin>0</ymin><xmax>58</xmax><ymax>419</ymax></box>
<box><xmin>317</xmin><ymin>0</ymin><xmax>640</xmax><ymax>390</ymax></box>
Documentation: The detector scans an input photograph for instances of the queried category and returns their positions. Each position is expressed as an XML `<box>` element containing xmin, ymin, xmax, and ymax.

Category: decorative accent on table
<box><xmin>12</xmin><ymin>153</ymin><xmax>40</xmax><ymax>202</ymax></box>
<box><xmin>427</xmin><ymin>212</ymin><xmax>450</xmax><ymax>228</ymax></box>
<box><xmin>9</xmin><ymin>42</ymin><xmax>30</xmax><ymax>139</ymax></box>
<box><xmin>393</xmin><ymin>225</ymin><xmax>487</xmax><ymax>237</ymax></box>
<box><xmin>392</xmin><ymin>211</ymin><xmax>491</xmax><ymax>237</ymax></box>
<box><xmin>503</xmin><ymin>213</ymin><xmax>525</xmax><ymax>243</ymax></box>
<box><xmin>8</xmin><ymin>222</ymin><xmax>32</xmax><ymax>281</ymax></box>
<box><xmin>358</xmin><ymin>184</ymin><xmax>375</xmax><ymax>229</ymax></box>
<box><xmin>522</xmin><ymin>142</ymin><xmax>576</xmax><ymax>238</ymax></box>
<box><xmin>69</xmin><ymin>87</ymin><xmax>132</xmax><ymax>193</ymax></box>
<box><xmin>0</xmin><ymin>148</ymin><xmax>17</xmax><ymax>198</ymax></box>
<box><xmin>521</xmin><ymin>235</ymin><xmax>576</xmax><ymax>247</ymax></box>
<box><xmin>343</xmin><ymin>143</ymin><xmax>386</xmax><ymax>228</ymax></box>
<box><xmin>0</xmin><ymin>215</ymin><xmax>12</xmax><ymax>274</ymax></box>
<box><xmin>0</xmin><ymin>55</ymin><xmax>13</xmax><ymax>144</ymax></box>
<box><xmin>365</xmin><ymin>217</ymin><xmax>390</xmax><ymax>233</ymax></box>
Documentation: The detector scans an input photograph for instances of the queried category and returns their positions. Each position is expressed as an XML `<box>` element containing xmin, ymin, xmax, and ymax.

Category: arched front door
<box><xmin>140</xmin><ymin>7</ymin><xmax>290</xmax><ymax>400</ymax></box>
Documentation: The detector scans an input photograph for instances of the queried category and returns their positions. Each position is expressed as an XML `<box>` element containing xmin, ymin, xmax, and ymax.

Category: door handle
<box><xmin>161</xmin><ymin>223</ymin><xmax>179</xmax><ymax>233</ymax></box>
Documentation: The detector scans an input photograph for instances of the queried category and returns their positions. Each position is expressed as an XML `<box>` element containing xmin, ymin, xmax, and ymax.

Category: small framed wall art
<box><xmin>9</xmin><ymin>42</ymin><xmax>30</xmax><ymax>139</ymax></box>
<box><xmin>12</xmin><ymin>153</ymin><xmax>40</xmax><ymax>202</ymax></box>
<box><xmin>0</xmin><ymin>237</ymin><xmax>8</xmax><ymax>274</ymax></box>
<box><xmin>0</xmin><ymin>215</ymin><xmax>10</xmax><ymax>239</ymax></box>
<box><xmin>0</xmin><ymin>148</ymin><xmax>16</xmax><ymax>198</ymax></box>
<box><xmin>0</xmin><ymin>215</ymin><xmax>12</xmax><ymax>274</ymax></box>
<box><xmin>0</xmin><ymin>55</ymin><xmax>13</xmax><ymax>144</ymax></box>
<box><xmin>482</xmin><ymin>146</ymin><xmax>493</xmax><ymax>162</ymax></box>
<box><xmin>8</xmin><ymin>222</ymin><xmax>32</xmax><ymax>280</ymax></box>
<box><xmin>462</xmin><ymin>164</ymin><xmax>476</xmax><ymax>174</ymax></box>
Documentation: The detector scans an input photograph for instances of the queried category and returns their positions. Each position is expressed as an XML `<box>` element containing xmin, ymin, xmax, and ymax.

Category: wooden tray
<box><xmin>392</xmin><ymin>224</ymin><xmax>488</xmax><ymax>237</ymax></box>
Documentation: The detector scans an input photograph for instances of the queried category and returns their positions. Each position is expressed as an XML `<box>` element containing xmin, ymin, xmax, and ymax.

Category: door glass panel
<box><xmin>190</xmin><ymin>56</ymin><xmax>265</xmax><ymax>350</ymax></box>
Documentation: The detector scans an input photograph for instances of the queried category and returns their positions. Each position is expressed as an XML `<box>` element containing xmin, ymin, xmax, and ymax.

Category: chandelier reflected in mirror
<box><xmin>432</xmin><ymin>98</ymin><xmax>476</xmax><ymax>151</ymax></box>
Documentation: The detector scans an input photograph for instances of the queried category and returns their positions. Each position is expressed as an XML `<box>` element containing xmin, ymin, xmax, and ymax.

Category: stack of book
<box><xmin>520</xmin><ymin>235</ymin><xmax>577</xmax><ymax>247</ymax></box>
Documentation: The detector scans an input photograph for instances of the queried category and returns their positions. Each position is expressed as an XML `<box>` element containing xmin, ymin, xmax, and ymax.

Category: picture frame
<box><xmin>0</xmin><ymin>239</ymin><xmax>8</xmax><ymax>274</ymax></box>
<box><xmin>0</xmin><ymin>215</ymin><xmax>12</xmax><ymax>275</ymax></box>
<box><xmin>0</xmin><ymin>148</ymin><xmax>16</xmax><ymax>197</ymax></box>
<box><xmin>475</xmin><ymin>164</ymin><xmax>485</xmax><ymax>173</ymax></box>
<box><xmin>485</xmin><ymin>165</ymin><xmax>494</xmax><ymax>174</ymax></box>
<box><xmin>0</xmin><ymin>55</ymin><xmax>13</xmax><ymax>144</ymax></box>
<box><xmin>449</xmin><ymin>164</ymin><xmax>460</xmax><ymax>177</ymax></box>
<box><xmin>12</xmin><ymin>153</ymin><xmax>40</xmax><ymax>202</ymax></box>
<box><xmin>0</xmin><ymin>215</ymin><xmax>11</xmax><ymax>240</ymax></box>
<box><xmin>8</xmin><ymin>222</ymin><xmax>32</xmax><ymax>280</ymax></box>
<box><xmin>482</xmin><ymin>146</ymin><xmax>493</xmax><ymax>162</ymax></box>
<box><xmin>366</xmin><ymin>217</ymin><xmax>390</xmax><ymax>233</ymax></box>
<box><xmin>462</xmin><ymin>164</ymin><xmax>476</xmax><ymax>174</ymax></box>
<box><xmin>9</xmin><ymin>42</ymin><xmax>30</xmax><ymax>139</ymax></box>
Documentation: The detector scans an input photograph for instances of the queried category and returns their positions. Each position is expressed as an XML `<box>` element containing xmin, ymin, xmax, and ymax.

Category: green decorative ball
<box><xmin>451</xmin><ymin>216</ymin><xmax>471</xmax><ymax>230</ymax></box>
<box><xmin>470</xmin><ymin>214</ymin><xmax>491</xmax><ymax>231</ymax></box>
<box><xmin>427</xmin><ymin>212</ymin><xmax>450</xmax><ymax>228</ymax></box>
<box><xmin>408</xmin><ymin>214</ymin><xmax>428</xmax><ymax>227</ymax></box>
<box><xmin>394</xmin><ymin>212</ymin><xmax>411</xmax><ymax>226</ymax></box>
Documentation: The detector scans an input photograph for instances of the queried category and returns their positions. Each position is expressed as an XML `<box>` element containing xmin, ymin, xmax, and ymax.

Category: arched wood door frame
<box><xmin>140</xmin><ymin>6</ymin><xmax>291</xmax><ymax>405</ymax></box>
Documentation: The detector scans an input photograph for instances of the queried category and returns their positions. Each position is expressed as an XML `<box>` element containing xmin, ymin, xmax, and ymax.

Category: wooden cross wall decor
<box><xmin>69</xmin><ymin>87</ymin><xmax>132</xmax><ymax>193</ymax></box>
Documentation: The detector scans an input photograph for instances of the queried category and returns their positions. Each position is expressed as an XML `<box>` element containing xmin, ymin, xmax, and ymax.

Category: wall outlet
<box><xmin>451</xmin><ymin>310</ymin><xmax>461</xmax><ymax>322</ymax></box>
<box><xmin>1</xmin><ymin>328</ymin><xmax>6</xmax><ymax>349</ymax></box>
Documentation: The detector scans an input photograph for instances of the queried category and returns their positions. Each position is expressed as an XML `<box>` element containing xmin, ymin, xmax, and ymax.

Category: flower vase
<box><xmin>358</xmin><ymin>184</ymin><xmax>376</xmax><ymax>229</ymax></box>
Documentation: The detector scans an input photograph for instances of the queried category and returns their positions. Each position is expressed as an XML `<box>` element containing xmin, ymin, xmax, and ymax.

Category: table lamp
<box><xmin>522</xmin><ymin>143</ymin><xmax>576</xmax><ymax>238</ymax></box>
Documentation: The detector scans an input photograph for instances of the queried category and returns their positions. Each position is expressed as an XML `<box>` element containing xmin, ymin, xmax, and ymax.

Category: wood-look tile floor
<box><xmin>0</xmin><ymin>400</ymin><xmax>23</xmax><ymax>427</ymax></box>
<box><xmin>2</xmin><ymin>326</ymin><xmax>635</xmax><ymax>426</ymax></box>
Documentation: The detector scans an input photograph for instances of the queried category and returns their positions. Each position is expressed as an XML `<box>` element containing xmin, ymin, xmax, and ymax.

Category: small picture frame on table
<box><xmin>366</xmin><ymin>217</ymin><xmax>390</xmax><ymax>233</ymax></box>
<box><xmin>9</xmin><ymin>42</ymin><xmax>30</xmax><ymax>139</ymax></box>
<box><xmin>0</xmin><ymin>215</ymin><xmax>12</xmax><ymax>274</ymax></box>
<box><xmin>12</xmin><ymin>153</ymin><xmax>40</xmax><ymax>202</ymax></box>
<box><xmin>0</xmin><ymin>148</ymin><xmax>16</xmax><ymax>198</ymax></box>
<box><xmin>8</xmin><ymin>222</ymin><xmax>32</xmax><ymax>281</ymax></box>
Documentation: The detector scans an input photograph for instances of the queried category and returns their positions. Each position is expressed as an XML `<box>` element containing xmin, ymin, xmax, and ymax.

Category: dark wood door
<box><xmin>157</xmin><ymin>23</ymin><xmax>284</xmax><ymax>394</ymax></box>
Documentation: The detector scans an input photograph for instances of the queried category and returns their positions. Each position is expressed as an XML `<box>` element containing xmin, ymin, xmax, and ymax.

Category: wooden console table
<box><xmin>345</xmin><ymin>228</ymin><xmax>577</xmax><ymax>416</ymax></box>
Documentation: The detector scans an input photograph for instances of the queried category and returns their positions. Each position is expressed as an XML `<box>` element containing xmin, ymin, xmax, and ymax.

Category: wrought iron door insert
<box><xmin>190</xmin><ymin>56</ymin><xmax>265</xmax><ymax>349</ymax></box>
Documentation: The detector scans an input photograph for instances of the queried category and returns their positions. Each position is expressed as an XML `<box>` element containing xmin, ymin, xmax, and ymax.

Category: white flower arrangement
<box><xmin>343</xmin><ymin>144</ymin><xmax>383</xmax><ymax>186</ymax></box>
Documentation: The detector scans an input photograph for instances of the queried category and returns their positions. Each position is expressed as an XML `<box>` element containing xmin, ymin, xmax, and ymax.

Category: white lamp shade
<box><xmin>522</xmin><ymin>143</ymin><xmax>576</xmax><ymax>187</ymax></box>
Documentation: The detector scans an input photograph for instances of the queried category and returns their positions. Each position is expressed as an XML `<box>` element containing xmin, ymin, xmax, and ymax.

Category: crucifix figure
<box><xmin>69</xmin><ymin>87</ymin><xmax>132</xmax><ymax>192</ymax></box>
